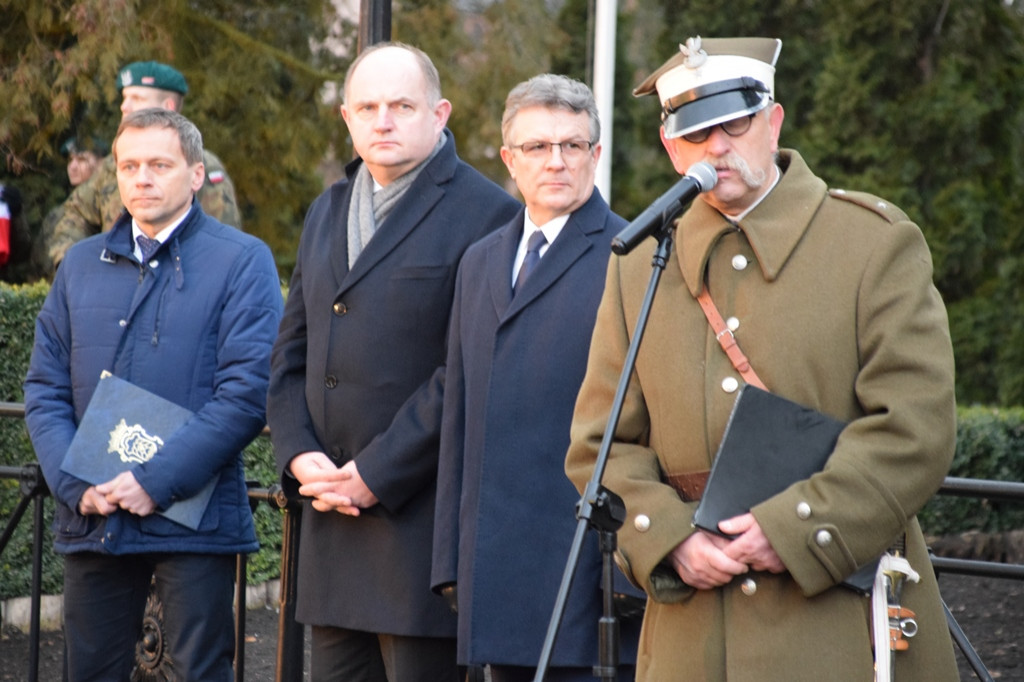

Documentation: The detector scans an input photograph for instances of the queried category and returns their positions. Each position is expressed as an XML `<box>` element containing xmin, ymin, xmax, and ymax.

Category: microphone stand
<box><xmin>533</xmin><ymin>205</ymin><xmax>685</xmax><ymax>682</ymax></box>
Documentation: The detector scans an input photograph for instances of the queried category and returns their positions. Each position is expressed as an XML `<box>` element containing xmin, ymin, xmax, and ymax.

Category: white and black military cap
<box><xmin>634</xmin><ymin>36</ymin><xmax>782</xmax><ymax>139</ymax></box>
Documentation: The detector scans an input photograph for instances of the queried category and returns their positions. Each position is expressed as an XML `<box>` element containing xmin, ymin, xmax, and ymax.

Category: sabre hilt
<box><xmin>874</xmin><ymin>548</ymin><xmax>921</xmax><ymax>682</ymax></box>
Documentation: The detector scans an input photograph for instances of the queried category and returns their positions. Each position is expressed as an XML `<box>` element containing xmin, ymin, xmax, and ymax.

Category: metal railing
<box><xmin>0</xmin><ymin>401</ymin><xmax>306</xmax><ymax>682</ymax></box>
<box><xmin>0</xmin><ymin>459</ymin><xmax>48</xmax><ymax>682</ymax></box>
<box><xmin>930</xmin><ymin>477</ymin><xmax>1024</xmax><ymax>682</ymax></box>
<box><xmin>3</xmin><ymin>400</ymin><xmax>1023</xmax><ymax>681</ymax></box>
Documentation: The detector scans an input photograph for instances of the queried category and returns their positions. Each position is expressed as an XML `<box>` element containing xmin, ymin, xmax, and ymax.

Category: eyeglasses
<box><xmin>509</xmin><ymin>139</ymin><xmax>596</xmax><ymax>159</ymax></box>
<box><xmin>680</xmin><ymin>114</ymin><xmax>755</xmax><ymax>144</ymax></box>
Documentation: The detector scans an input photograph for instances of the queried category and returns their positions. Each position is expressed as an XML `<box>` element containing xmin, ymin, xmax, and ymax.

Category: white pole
<box><xmin>593</xmin><ymin>0</ymin><xmax>617</xmax><ymax>202</ymax></box>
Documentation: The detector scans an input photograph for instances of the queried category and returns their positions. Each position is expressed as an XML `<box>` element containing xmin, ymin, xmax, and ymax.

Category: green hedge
<box><xmin>918</xmin><ymin>406</ymin><xmax>1024</xmax><ymax>536</ymax></box>
<box><xmin>2</xmin><ymin>283</ymin><xmax>1023</xmax><ymax>600</ymax></box>
<box><xmin>0</xmin><ymin>282</ymin><xmax>62</xmax><ymax>600</ymax></box>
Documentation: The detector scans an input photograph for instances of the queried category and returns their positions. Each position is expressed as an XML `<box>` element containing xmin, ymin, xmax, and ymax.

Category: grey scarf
<box><xmin>347</xmin><ymin>132</ymin><xmax>446</xmax><ymax>269</ymax></box>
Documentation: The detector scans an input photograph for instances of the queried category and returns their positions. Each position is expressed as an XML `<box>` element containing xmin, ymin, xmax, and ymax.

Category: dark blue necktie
<box><xmin>136</xmin><ymin>235</ymin><xmax>161</xmax><ymax>262</ymax></box>
<box><xmin>514</xmin><ymin>230</ymin><xmax>547</xmax><ymax>295</ymax></box>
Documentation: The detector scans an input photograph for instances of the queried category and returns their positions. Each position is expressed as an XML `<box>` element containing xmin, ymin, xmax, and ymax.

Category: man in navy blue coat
<box><xmin>25</xmin><ymin>108</ymin><xmax>282</xmax><ymax>680</ymax></box>
<box><xmin>267</xmin><ymin>43</ymin><xmax>519</xmax><ymax>681</ymax></box>
<box><xmin>431</xmin><ymin>74</ymin><xmax>643</xmax><ymax>682</ymax></box>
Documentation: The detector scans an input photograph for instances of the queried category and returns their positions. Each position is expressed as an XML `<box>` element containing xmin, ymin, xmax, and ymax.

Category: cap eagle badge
<box><xmin>680</xmin><ymin>36</ymin><xmax>708</xmax><ymax>69</ymax></box>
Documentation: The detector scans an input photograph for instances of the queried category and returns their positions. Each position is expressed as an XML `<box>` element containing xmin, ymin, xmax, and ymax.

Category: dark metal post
<box><xmin>358</xmin><ymin>0</ymin><xmax>392</xmax><ymax>52</ymax></box>
<box><xmin>234</xmin><ymin>552</ymin><xmax>248</xmax><ymax>682</ymax></box>
<box><xmin>29</xmin><ymin>487</ymin><xmax>44</xmax><ymax>682</ymax></box>
<box><xmin>0</xmin><ymin>463</ymin><xmax>48</xmax><ymax>682</ymax></box>
<box><xmin>275</xmin><ymin>493</ymin><xmax>305</xmax><ymax>682</ymax></box>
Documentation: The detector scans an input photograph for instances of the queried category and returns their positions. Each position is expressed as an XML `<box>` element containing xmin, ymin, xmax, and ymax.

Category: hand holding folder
<box><xmin>60</xmin><ymin>372</ymin><xmax>216</xmax><ymax>530</ymax></box>
<box><xmin>691</xmin><ymin>385</ymin><xmax>877</xmax><ymax>593</ymax></box>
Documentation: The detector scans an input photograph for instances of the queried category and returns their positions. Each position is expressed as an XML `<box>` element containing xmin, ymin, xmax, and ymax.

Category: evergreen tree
<box><xmin>390</xmin><ymin>0</ymin><xmax>566</xmax><ymax>189</ymax></box>
<box><xmin>801</xmin><ymin>1</ymin><xmax>1024</xmax><ymax>403</ymax></box>
<box><xmin>1</xmin><ymin>0</ymin><xmax>352</xmax><ymax>277</ymax></box>
<box><xmin>5</xmin><ymin>0</ymin><xmax>1024</xmax><ymax>404</ymax></box>
<box><xmin>611</xmin><ymin>0</ymin><xmax>1024</xmax><ymax>405</ymax></box>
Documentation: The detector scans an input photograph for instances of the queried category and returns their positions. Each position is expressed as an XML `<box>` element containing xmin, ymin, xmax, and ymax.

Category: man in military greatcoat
<box><xmin>566</xmin><ymin>35</ymin><xmax>959</xmax><ymax>682</ymax></box>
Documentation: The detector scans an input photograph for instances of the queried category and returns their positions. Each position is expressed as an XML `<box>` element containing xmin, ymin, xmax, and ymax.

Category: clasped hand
<box><xmin>669</xmin><ymin>513</ymin><xmax>786</xmax><ymax>590</ymax></box>
<box><xmin>291</xmin><ymin>451</ymin><xmax>379</xmax><ymax>516</ymax></box>
<box><xmin>79</xmin><ymin>471</ymin><xmax>156</xmax><ymax>517</ymax></box>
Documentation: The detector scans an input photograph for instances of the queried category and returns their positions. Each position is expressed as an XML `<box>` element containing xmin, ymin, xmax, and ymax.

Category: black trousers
<box><xmin>62</xmin><ymin>551</ymin><xmax>236</xmax><ymax>681</ymax></box>
<box><xmin>310</xmin><ymin>625</ymin><xmax>460</xmax><ymax>682</ymax></box>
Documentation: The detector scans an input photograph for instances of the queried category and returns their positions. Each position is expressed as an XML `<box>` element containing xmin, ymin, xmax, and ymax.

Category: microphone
<box><xmin>611</xmin><ymin>161</ymin><xmax>718</xmax><ymax>255</ymax></box>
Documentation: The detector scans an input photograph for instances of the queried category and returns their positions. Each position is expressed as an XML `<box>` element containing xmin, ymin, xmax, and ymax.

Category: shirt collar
<box><xmin>523</xmin><ymin>210</ymin><xmax>571</xmax><ymax>246</ymax></box>
<box><xmin>132</xmin><ymin>210</ymin><xmax>189</xmax><ymax>260</ymax></box>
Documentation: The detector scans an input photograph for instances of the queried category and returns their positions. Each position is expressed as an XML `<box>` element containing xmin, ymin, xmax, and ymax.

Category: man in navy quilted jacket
<box><xmin>24</xmin><ymin>108</ymin><xmax>282</xmax><ymax>681</ymax></box>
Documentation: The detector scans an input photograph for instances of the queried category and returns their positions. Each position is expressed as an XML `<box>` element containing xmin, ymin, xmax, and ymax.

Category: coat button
<box><xmin>119</xmin><ymin>319</ymin><xmax>127</xmax><ymax>327</ymax></box>
<box><xmin>816</xmin><ymin>530</ymin><xmax>833</xmax><ymax>547</ymax></box>
<box><xmin>732</xmin><ymin>255</ymin><xmax>748</xmax><ymax>271</ymax></box>
<box><xmin>332</xmin><ymin>302</ymin><xmax>348</xmax><ymax>316</ymax></box>
<box><xmin>634</xmin><ymin>514</ymin><xmax>651</xmax><ymax>532</ymax></box>
<box><xmin>741</xmin><ymin>578</ymin><xmax>757</xmax><ymax>596</ymax></box>
<box><xmin>721</xmin><ymin>376</ymin><xmax>739</xmax><ymax>393</ymax></box>
<box><xmin>324</xmin><ymin>375</ymin><xmax>338</xmax><ymax>389</ymax></box>
<box><xmin>796</xmin><ymin>502</ymin><xmax>811</xmax><ymax>519</ymax></box>
<box><xmin>726</xmin><ymin>316</ymin><xmax>740</xmax><ymax>332</ymax></box>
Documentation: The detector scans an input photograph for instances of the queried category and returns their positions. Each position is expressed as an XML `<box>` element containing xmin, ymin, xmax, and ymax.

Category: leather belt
<box><xmin>665</xmin><ymin>470</ymin><xmax>710</xmax><ymax>502</ymax></box>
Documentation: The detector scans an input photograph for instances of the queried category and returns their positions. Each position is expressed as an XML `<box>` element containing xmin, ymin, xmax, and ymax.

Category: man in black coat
<box><xmin>431</xmin><ymin>74</ymin><xmax>642</xmax><ymax>682</ymax></box>
<box><xmin>267</xmin><ymin>43</ymin><xmax>519</xmax><ymax>681</ymax></box>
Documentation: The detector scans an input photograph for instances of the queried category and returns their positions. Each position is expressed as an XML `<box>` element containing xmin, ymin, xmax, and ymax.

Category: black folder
<box><xmin>692</xmin><ymin>384</ymin><xmax>877</xmax><ymax>593</ymax></box>
<box><xmin>61</xmin><ymin>372</ymin><xmax>215</xmax><ymax>529</ymax></box>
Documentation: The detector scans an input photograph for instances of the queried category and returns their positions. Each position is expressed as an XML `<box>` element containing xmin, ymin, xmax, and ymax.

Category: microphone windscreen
<box><xmin>687</xmin><ymin>161</ymin><xmax>718</xmax><ymax>192</ymax></box>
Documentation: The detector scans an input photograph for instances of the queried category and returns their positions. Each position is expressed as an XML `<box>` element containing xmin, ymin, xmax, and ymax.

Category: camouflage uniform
<box><xmin>47</xmin><ymin>150</ymin><xmax>240</xmax><ymax>267</ymax></box>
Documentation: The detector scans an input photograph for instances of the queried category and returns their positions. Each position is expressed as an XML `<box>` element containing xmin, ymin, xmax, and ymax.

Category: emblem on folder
<box><xmin>64</xmin><ymin>373</ymin><xmax>213</xmax><ymax>529</ymax></box>
<box><xmin>108</xmin><ymin>419</ymin><xmax>165</xmax><ymax>464</ymax></box>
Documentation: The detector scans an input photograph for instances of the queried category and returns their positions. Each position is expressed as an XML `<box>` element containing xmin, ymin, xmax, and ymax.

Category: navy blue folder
<box><xmin>60</xmin><ymin>372</ymin><xmax>215</xmax><ymax>530</ymax></box>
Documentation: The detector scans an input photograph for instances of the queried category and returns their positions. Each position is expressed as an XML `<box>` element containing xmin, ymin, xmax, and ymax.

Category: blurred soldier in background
<box><xmin>47</xmin><ymin>61</ymin><xmax>241</xmax><ymax>269</ymax></box>
<box><xmin>62</xmin><ymin>136</ymin><xmax>106</xmax><ymax>188</ymax></box>
<box><xmin>36</xmin><ymin>136</ymin><xmax>110</xmax><ymax>276</ymax></box>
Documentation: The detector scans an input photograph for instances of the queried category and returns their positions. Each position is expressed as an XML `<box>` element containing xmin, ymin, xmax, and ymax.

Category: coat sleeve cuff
<box><xmin>647</xmin><ymin>562</ymin><xmax>697</xmax><ymax>603</ymax></box>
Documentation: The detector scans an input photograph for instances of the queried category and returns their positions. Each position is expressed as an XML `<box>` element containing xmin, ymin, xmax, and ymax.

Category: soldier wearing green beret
<box><xmin>47</xmin><ymin>61</ymin><xmax>241</xmax><ymax>269</ymax></box>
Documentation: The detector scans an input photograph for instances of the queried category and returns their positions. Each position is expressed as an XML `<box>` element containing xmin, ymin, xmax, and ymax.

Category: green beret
<box><xmin>117</xmin><ymin>61</ymin><xmax>188</xmax><ymax>95</ymax></box>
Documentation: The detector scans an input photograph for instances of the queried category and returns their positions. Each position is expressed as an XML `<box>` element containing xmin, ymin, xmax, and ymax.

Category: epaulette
<box><xmin>827</xmin><ymin>188</ymin><xmax>908</xmax><ymax>224</ymax></box>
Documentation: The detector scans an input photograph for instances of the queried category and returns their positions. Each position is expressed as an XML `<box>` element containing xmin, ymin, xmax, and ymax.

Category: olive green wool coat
<box><xmin>566</xmin><ymin>150</ymin><xmax>958</xmax><ymax>681</ymax></box>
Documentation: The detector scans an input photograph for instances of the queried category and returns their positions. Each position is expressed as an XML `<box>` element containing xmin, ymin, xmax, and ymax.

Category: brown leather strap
<box><xmin>673</xmin><ymin>289</ymin><xmax>762</xmax><ymax>503</ymax></box>
<box><xmin>695</xmin><ymin>287</ymin><xmax>767</xmax><ymax>390</ymax></box>
<box><xmin>665</xmin><ymin>470</ymin><xmax>711</xmax><ymax>502</ymax></box>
